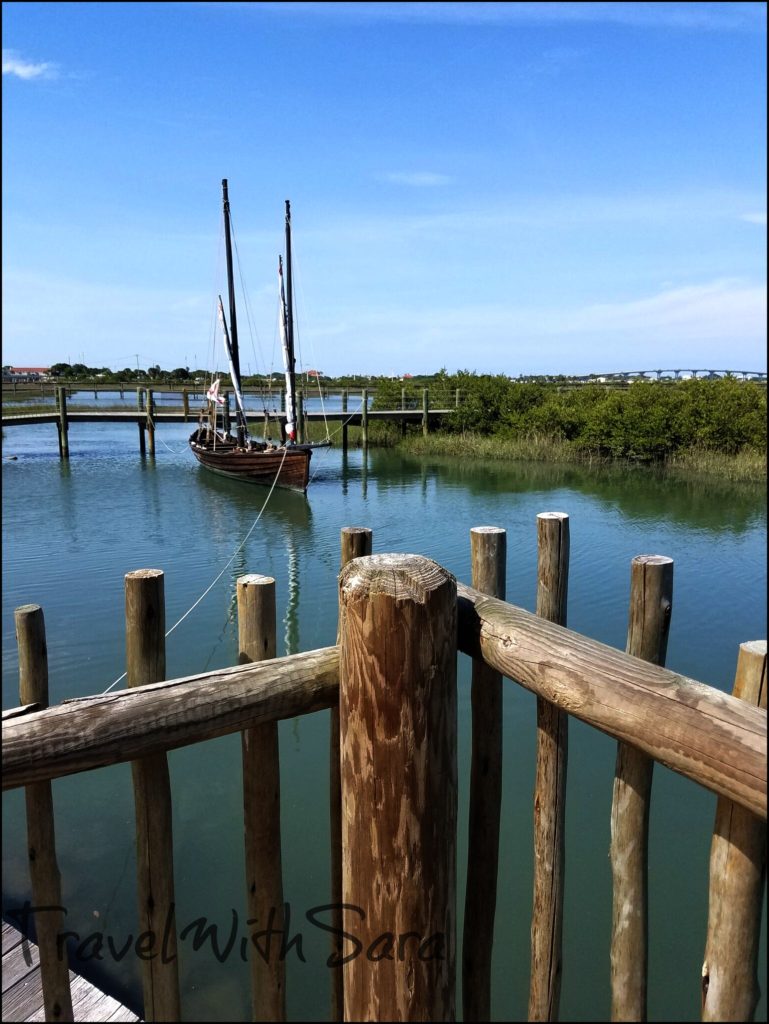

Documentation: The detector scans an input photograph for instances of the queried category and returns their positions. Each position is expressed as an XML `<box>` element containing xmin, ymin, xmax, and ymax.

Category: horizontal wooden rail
<box><xmin>456</xmin><ymin>583</ymin><xmax>767</xmax><ymax>819</ymax></box>
<box><xmin>2</xmin><ymin>646</ymin><xmax>338</xmax><ymax>791</ymax></box>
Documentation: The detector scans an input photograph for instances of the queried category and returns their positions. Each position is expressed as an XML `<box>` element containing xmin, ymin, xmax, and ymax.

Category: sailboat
<box><xmin>189</xmin><ymin>180</ymin><xmax>325</xmax><ymax>491</ymax></box>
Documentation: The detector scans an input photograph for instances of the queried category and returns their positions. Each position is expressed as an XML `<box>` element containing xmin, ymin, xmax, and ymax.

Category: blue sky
<box><xmin>2</xmin><ymin>2</ymin><xmax>766</xmax><ymax>376</ymax></box>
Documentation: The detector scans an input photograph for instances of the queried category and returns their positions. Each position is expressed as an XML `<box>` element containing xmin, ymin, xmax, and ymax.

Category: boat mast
<box><xmin>284</xmin><ymin>199</ymin><xmax>298</xmax><ymax>444</ymax></box>
<box><xmin>221</xmin><ymin>178</ymin><xmax>247</xmax><ymax>446</ymax></box>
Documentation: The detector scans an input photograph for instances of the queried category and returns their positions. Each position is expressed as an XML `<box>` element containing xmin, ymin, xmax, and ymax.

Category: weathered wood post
<box><xmin>463</xmin><ymin>527</ymin><xmax>506</xmax><ymax>1021</ymax></box>
<box><xmin>341</xmin><ymin>389</ymin><xmax>348</xmax><ymax>453</ymax></box>
<box><xmin>339</xmin><ymin>554</ymin><xmax>457</xmax><ymax>1021</ymax></box>
<box><xmin>182</xmin><ymin>389</ymin><xmax>189</xmax><ymax>421</ymax></box>
<box><xmin>529</xmin><ymin>511</ymin><xmax>570</xmax><ymax>1022</ymax></box>
<box><xmin>15</xmin><ymin>605</ymin><xmax>74</xmax><ymax>1023</ymax></box>
<box><xmin>401</xmin><ymin>386</ymin><xmax>407</xmax><ymax>411</ymax></box>
<box><xmin>297</xmin><ymin>388</ymin><xmax>305</xmax><ymax>444</ymax></box>
<box><xmin>701</xmin><ymin>640</ymin><xmax>767</xmax><ymax>1022</ymax></box>
<box><xmin>455</xmin><ymin>387</ymin><xmax>461</xmax><ymax>408</ymax></box>
<box><xmin>146</xmin><ymin>389</ymin><xmax>156</xmax><ymax>456</ymax></box>
<box><xmin>330</xmin><ymin>527</ymin><xmax>373</xmax><ymax>1021</ymax></box>
<box><xmin>361</xmin><ymin>388</ymin><xmax>369</xmax><ymax>449</ymax></box>
<box><xmin>610</xmin><ymin>554</ymin><xmax>673</xmax><ymax>1021</ymax></box>
<box><xmin>237</xmin><ymin>574</ymin><xmax>286</xmax><ymax>1022</ymax></box>
<box><xmin>137</xmin><ymin>387</ymin><xmax>146</xmax><ymax>456</ymax></box>
<box><xmin>56</xmin><ymin>387</ymin><xmax>69</xmax><ymax>460</ymax></box>
<box><xmin>422</xmin><ymin>387</ymin><xmax>429</xmax><ymax>436</ymax></box>
<box><xmin>125</xmin><ymin>569</ymin><xmax>180</xmax><ymax>1022</ymax></box>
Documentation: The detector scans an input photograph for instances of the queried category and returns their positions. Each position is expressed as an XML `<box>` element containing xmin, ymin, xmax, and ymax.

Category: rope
<box><xmin>100</xmin><ymin>445</ymin><xmax>289</xmax><ymax>695</ymax></box>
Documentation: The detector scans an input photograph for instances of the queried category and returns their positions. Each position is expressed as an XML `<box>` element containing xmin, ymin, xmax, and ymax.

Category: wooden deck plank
<box><xmin>1</xmin><ymin>925</ymin><xmax>140</xmax><ymax>1022</ymax></box>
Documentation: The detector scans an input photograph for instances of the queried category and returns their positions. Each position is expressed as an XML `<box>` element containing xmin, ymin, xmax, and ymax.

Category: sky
<box><xmin>2</xmin><ymin>1</ymin><xmax>766</xmax><ymax>377</ymax></box>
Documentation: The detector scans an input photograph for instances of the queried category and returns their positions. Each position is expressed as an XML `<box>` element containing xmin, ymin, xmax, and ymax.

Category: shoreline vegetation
<box><xmin>3</xmin><ymin>375</ymin><xmax>766</xmax><ymax>484</ymax></box>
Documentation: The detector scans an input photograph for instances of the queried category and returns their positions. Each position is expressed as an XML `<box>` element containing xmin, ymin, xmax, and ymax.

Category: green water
<box><xmin>2</xmin><ymin>422</ymin><xmax>766</xmax><ymax>1021</ymax></box>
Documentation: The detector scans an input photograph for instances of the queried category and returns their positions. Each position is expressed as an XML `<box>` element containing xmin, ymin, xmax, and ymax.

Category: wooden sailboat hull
<box><xmin>189</xmin><ymin>433</ymin><xmax>311</xmax><ymax>491</ymax></box>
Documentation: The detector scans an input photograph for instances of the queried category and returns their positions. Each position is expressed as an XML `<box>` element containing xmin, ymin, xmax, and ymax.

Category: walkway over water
<box><xmin>2</xmin><ymin>922</ymin><xmax>140</xmax><ymax>1022</ymax></box>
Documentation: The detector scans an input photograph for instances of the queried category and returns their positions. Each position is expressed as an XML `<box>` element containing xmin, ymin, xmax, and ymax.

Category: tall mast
<box><xmin>285</xmin><ymin>199</ymin><xmax>298</xmax><ymax>442</ymax></box>
<box><xmin>221</xmin><ymin>179</ymin><xmax>246</xmax><ymax>445</ymax></box>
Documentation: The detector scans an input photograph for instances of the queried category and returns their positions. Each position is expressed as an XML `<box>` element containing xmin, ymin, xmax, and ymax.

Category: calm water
<box><xmin>2</xmin><ymin>421</ymin><xmax>766</xmax><ymax>1022</ymax></box>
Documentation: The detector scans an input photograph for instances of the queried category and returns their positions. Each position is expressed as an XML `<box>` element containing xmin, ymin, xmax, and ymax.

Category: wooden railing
<box><xmin>2</xmin><ymin>521</ymin><xmax>766</xmax><ymax>1022</ymax></box>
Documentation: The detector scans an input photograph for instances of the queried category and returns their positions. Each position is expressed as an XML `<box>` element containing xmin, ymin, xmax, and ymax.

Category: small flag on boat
<box><xmin>206</xmin><ymin>378</ymin><xmax>225</xmax><ymax>405</ymax></box>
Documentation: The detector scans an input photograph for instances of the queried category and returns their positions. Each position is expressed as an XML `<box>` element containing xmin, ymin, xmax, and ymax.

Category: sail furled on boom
<box><xmin>278</xmin><ymin>257</ymin><xmax>297</xmax><ymax>441</ymax></box>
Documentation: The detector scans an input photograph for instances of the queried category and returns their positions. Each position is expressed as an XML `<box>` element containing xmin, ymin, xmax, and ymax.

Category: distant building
<box><xmin>306</xmin><ymin>369</ymin><xmax>324</xmax><ymax>379</ymax></box>
<box><xmin>3</xmin><ymin>366</ymin><xmax>51</xmax><ymax>382</ymax></box>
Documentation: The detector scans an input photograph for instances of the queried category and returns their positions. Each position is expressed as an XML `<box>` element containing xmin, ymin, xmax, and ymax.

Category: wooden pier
<box><xmin>2</xmin><ymin>922</ymin><xmax>140</xmax><ymax>1022</ymax></box>
<box><xmin>1</xmin><ymin>386</ymin><xmax>451</xmax><ymax>458</ymax></box>
<box><xmin>2</xmin><ymin>522</ymin><xmax>766</xmax><ymax>1022</ymax></box>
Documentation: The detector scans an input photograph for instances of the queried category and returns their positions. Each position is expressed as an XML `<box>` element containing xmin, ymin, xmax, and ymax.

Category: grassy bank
<box><xmin>395</xmin><ymin>431</ymin><xmax>766</xmax><ymax>483</ymax></box>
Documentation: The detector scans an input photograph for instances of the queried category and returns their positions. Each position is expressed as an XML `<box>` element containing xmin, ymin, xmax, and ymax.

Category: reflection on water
<box><xmin>1</xmin><ymin>422</ymin><xmax>766</xmax><ymax>1023</ymax></box>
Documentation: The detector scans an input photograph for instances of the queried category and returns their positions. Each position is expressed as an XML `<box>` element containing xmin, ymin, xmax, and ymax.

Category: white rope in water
<box><xmin>100</xmin><ymin>445</ymin><xmax>289</xmax><ymax>695</ymax></box>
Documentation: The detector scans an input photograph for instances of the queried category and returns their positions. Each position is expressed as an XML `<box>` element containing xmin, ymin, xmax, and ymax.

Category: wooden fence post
<box><xmin>125</xmin><ymin>569</ymin><xmax>180</xmax><ymax>1022</ymax></box>
<box><xmin>329</xmin><ymin>528</ymin><xmax>374</xmax><ymax>1021</ymax></box>
<box><xmin>463</xmin><ymin>527</ymin><xmax>506</xmax><ymax>1021</ymax></box>
<box><xmin>57</xmin><ymin>387</ymin><xmax>69</xmax><ymax>460</ymax></box>
<box><xmin>339</xmin><ymin>554</ymin><xmax>457</xmax><ymax>1021</ymax></box>
<box><xmin>701</xmin><ymin>640</ymin><xmax>767</xmax><ymax>1022</ymax></box>
<box><xmin>15</xmin><ymin>604</ymin><xmax>74</xmax><ymax>1023</ymax></box>
<box><xmin>610</xmin><ymin>555</ymin><xmax>673</xmax><ymax>1021</ymax></box>
<box><xmin>237</xmin><ymin>575</ymin><xmax>285</xmax><ymax>1022</ymax></box>
<box><xmin>529</xmin><ymin>512</ymin><xmax>570</xmax><ymax>1022</ymax></box>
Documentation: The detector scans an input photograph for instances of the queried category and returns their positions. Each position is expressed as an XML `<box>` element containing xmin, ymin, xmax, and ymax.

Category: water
<box><xmin>2</xmin><ymin>421</ymin><xmax>766</xmax><ymax>1021</ymax></box>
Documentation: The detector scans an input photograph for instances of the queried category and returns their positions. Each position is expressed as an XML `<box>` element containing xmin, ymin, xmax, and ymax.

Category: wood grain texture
<box><xmin>238</xmin><ymin>575</ymin><xmax>285</xmax><ymax>1022</ymax></box>
<box><xmin>339</xmin><ymin>554</ymin><xmax>457</xmax><ymax>1022</ymax></box>
<box><xmin>3</xmin><ymin>647</ymin><xmax>339</xmax><ymax>790</ymax></box>
<box><xmin>456</xmin><ymin>584</ymin><xmax>766</xmax><ymax>819</ymax></box>
<box><xmin>463</xmin><ymin>527</ymin><xmax>506</xmax><ymax>1022</ymax></box>
<box><xmin>332</xmin><ymin>528</ymin><xmax>373</xmax><ymax>1021</ymax></box>
<box><xmin>529</xmin><ymin>513</ymin><xmax>570</xmax><ymax>1022</ymax></box>
<box><xmin>701</xmin><ymin>640</ymin><xmax>767</xmax><ymax>1022</ymax></box>
<box><xmin>610</xmin><ymin>555</ymin><xmax>673</xmax><ymax>1022</ymax></box>
<box><xmin>15</xmin><ymin>604</ymin><xmax>74</xmax><ymax>1023</ymax></box>
<box><xmin>125</xmin><ymin>570</ymin><xmax>180</xmax><ymax>1023</ymax></box>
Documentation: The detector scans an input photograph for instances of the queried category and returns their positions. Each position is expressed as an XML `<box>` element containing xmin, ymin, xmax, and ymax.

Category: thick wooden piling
<box><xmin>125</xmin><ymin>569</ymin><xmax>180</xmax><ymax>1023</ymax></box>
<box><xmin>297</xmin><ymin>388</ymin><xmax>304</xmax><ymax>444</ymax></box>
<box><xmin>237</xmin><ymin>575</ymin><xmax>285</xmax><ymax>1022</ymax></box>
<box><xmin>463</xmin><ymin>527</ymin><xmax>506</xmax><ymax>1022</ymax></box>
<box><xmin>330</xmin><ymin>528</ymin><xmax>373</xmax><ymax>1021</ymax></box>
<box><xmin>57</xmin><ymin>387</ymin><xmax>69</xmax><ymax>460</ymax></box>
<box><xmin>146</xmin><ymin>389</ymin><xmax>155</xmax><ymax>457</ymax></box>
<box><xmin>529</xmin><ymin>512</ymin><xmax>570</xmax><ymax>1022</ymax></box>
<box><xmin>137</xmin><ymin>388</ymin><xmax>146</xmax><ymax>456</ymax></box>
<box><xmin>701</xmin><ymin>640</ymin><xmax>767</xmax><ymax>1022</ymax></box>
<box><xmin>182</xmin><ymin>389</ymin><xmax>189</xmax><ymax>421</ymax></box>
<box><xmin>15</xmin><ymin>605</ymin><xmax>74</xmax><ymax>1023</ymax></box>
<box><xmin>422</xmin><ymin>387</ymin><xmax>429</xmax><ymax>436</ymax></box>
<box><xmin>610</xmin><ymin>555</ymin><xmax>673</xmax><ymax>1021</ymax></box>
<box><xmin>361</xmin><ymin>388</ymin><xmax>368</xmax><ymax>448</ymax></box>
<box><xmin>341</xmin><ymin>389</ymin><xmax>348</xmax><ymax>452</ymax></box>
<box><xmin>223</xmin><ymin>391</ymin><xmax>231</xmax><ymax>433</ymax></box>
<box><xmin>339</xmin><ymin>554</ymin><xmax>457</xmax><ymax>1022</ymax></box>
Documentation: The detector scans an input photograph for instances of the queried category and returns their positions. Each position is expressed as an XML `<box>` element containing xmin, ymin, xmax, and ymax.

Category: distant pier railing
<box><xmin>2</xmin><ymin>523</ymin><xmax>766</xmax><ymax>1022</ymax></box>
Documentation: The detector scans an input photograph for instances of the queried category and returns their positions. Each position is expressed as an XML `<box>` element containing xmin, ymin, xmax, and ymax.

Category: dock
<box><xmin>2</xmin><ymin>922</ymin><xmax>140</xmax><ymax>1022</ymax></box>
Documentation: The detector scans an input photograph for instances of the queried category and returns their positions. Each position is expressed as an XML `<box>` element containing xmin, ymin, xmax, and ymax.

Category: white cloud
<box><xmin>307</xmin><ymin>279</ymin><xmax>767</xmax><ymax>374</ymax></box>
<box><xmin>2</xmin><ymin>49</ymin><xmax>58</xmax><ymax>80</ymax></box>
<box><xmin>381</xmin><ymin>172</ymin><xmax>452</xmax><ymax>187</ymax></box>
<box><xmin>740</xmin><ymin>212</ymin><xmax>767</xmax><ymax>226</ymax></box>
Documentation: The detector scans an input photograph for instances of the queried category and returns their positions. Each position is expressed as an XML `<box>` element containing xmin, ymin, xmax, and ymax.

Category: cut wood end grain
<box><xmin>340</xmin><ymin>554</ymin><xmax>456</xmax><ymax>603</ymax></box>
